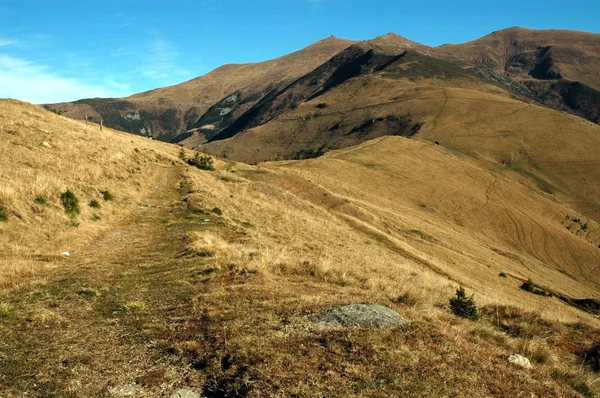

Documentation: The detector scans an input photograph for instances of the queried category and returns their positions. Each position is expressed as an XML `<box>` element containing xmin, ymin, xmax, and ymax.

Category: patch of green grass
<box><xmin>233</xmin><ymin>219</ymin><xmax>254</xmax><ymax>228</ymax></box>
<box><xmin>408</xmin><ymin>229</ymin><xmax>425</xmax><ymax>239</ymax></box>
<box><xmin>559</xmin><ymin>269</ymin><xmax>575</xmax><ymax>279</ymax></box>
<box><xmin>91</xmin><ymin>214</ymin><xmax>101</xmax><ymax>222</ymax></box>
<box><xmin>60</xmin><ymin>190</ymin><xmax>80</xmax><ymax>216</ymax></box>
<box><xmin>211</xmin><ymin>207</ymin><xmax>223</xmax><ymax>216</ymax></box>
<box><xmin>0</xmin><ymin>204</ymin><xmax>8</xmax><ymax>222</ymax></box>
<box><xmin>34</xmin><ymin>195</ymin><xmax>48</xmax><ymax>206</ymax></box>
<box><xmin>0</xmin><ymin>302</ymin><xmax>14</xmax><ymax>317</ymax></box>
<box><xmin>442</xmin><ymin>143</ymin><xmax>479</xmax><ymax>159</ymax></box>
<box><xmin>89</xmin><ymin>199</ymin><xmax>101</xmax><ymax>209</ymax></box>
<box><xmin>125</xmin><ymin>301</ymin><xmax>146</xmax><ymax>311</ymax></box>
<box><xmin>101</xmin><ymin>190</ymin><xmax>114</xmax><ymax>201</ymax></box>
<box><xmin>510</xmin><ymin>165</ymin><xmax>555</xmax><ymax>194</ymax></box>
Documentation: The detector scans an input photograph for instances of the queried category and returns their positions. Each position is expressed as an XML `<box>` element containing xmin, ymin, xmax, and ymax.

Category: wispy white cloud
<box><xmin>0</xmin><ymin>54</ymin><xmax>128</xmax><ymax>104</ymax></box>
<box><xmin>0</xmin><ymin>39</ymin><xmax>18</xmax><ymax>47</ymax></box>
<box><xmin>139</xmin><ymin>32</ymin><xmax>190</xmax><ymax>82</ymax></box>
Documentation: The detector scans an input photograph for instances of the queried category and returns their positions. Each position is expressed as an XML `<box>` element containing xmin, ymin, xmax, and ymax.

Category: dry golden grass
<box><xmin>0</xmin><ymin>99</ymin><xmax>181</xmax><ymax>285</ymax></box>
<box><xmin>203</xmin><ymin>67</ymin><xmax>600</xmax><ymax>223</ymax></box>
<box><xmin>1</xmin><ymin>99</ymin><xmax>600</xmax><ymax>397</ymax></box>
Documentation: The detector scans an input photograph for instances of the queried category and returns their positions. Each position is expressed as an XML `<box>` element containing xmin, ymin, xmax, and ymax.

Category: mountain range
<box><xmin>2</xmin><ymin>26</ymin><xmax>600</xmax><ymax>396</ymax></box>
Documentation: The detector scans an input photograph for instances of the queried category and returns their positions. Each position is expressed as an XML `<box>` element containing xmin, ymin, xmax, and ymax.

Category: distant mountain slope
<box><xmin>47</xmin><ymin>27</ymin><xmax>600</xmax><ymax>156</ymax></box>
<box><xmin>436</xmin><ymin>27</ymin><xmax>600</xmax><ymax>89</ymax></box>
<box><xmin>44</xmin><ymin>37</ymin><xmax>355</xmax><ymax>141</ymax></box>
<box><xmin>435</xmin><ymin>27</ymin><xmax>600</xmax><ymax>123</ymax></box>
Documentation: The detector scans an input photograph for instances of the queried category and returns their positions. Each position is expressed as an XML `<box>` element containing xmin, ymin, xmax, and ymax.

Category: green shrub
<box><xmin>449</xmin><ymin>286</ymin><xmax>480</xmax><ymax>321</ymax></box>
<box><xmin>499</xmin><ymin>272</ymin><xmax>507</xmax><ymax>278</ymax></box>
<box><xmin>521</xmin><ymin>279</ymin><xmax>552</xmax><ymax>297</ymax></box>
<box><xmin>89</xmin><ymin>199</ymin><xmax>101</xmax><ymax>209</ymax></box>
<box><xmin>188</xmin><ymin>153</ymin><xmax>215</xmax><ymax>171</ymax></box>
<box><xmin>60</xmin><ymin>190</ymin><xmax>80</xmax><ymax>216</ymax></box>
<box><xmin>34</xmin><ymin>195</ymin><xmax>48</xmax><ymax>206</ymax></box>
<box><xmin>101</xmin><ymin>190</ymin><xmax>114</xmax><ymax>201</ymax></box>
<box><xmin>0</xmin><ymin>205</ymin><xmax>8</xmax><ymax>222</ymax></box>
<box><xmin>91</xmin><ymin>214</ymin><xmax>101</xmax><ymax>221</ymax></box>
<box><xmin>179</xmin><ymin>148</ymin><xmax>187</xmax><ymax>161</ymax></box>
<box><xmin>211</xmin><ymin>207</ymin><xmax>223</xmax><ymax>216</ymax></box>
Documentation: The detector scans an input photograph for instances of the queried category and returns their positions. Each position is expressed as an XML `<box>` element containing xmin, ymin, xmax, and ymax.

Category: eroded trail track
<box><xmin>0</xmin><ymin>165</ymin><xmax>224</xmax><ymax>396</ymax></box>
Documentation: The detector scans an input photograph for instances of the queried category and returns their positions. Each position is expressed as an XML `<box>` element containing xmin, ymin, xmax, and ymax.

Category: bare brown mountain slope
<box><xmin>199</xmin><ymin>28</ymin><xmax>600</xmax><ymax>155</ymax></box>
<box><xmin>48</xmin><ymin>28</ymin><xmax>600</xmax><ymax>148</ymax></box>
<box><xmin>45</xmin><ymin>37</ymin><xmax>355</xmax><ymax>141</ymax></box>
<box><xmin>436</xmin><ymin>27</ymin><xmax>600</xmax><ymax>90</ymax></box>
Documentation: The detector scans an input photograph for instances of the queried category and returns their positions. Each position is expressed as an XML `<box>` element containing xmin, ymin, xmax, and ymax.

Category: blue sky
<box><xmin>0</xmin><ymin>0</ymin><xmax>598</xmax><ymax>104</ymax></box>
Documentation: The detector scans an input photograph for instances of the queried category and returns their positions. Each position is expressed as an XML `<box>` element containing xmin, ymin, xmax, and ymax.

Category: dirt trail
<box><xmin>0</xmin><ymin>165</ymin><xmax>216</xmax><ymax>396</ymax></box>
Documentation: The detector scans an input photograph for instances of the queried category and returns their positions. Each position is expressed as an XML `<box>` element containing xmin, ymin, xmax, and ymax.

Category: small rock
<box><xmin>508</xmin><ymin>354</ymin><xmax>532</xmax><ymax>369</ymax></box>
<box><xmin>41</xmin><ymin>141</ymin><xmax>51</xmax><ymax>148</ymax></box>
<box><xmin>308</xmin><ymin>304</ymin><xmax>410</xmax><ymax>329</ymax></box>
<box><xmin>170</xmin><ymin>388</ymin><xmax>203</xmax><ymax>398</ymax></box>
<box><xmin>60</xmin><ymin>252</ymin><xmax>70</xmax><ymax>257</ymax></box>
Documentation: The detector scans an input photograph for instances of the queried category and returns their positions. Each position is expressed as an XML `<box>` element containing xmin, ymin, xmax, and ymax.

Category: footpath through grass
<box><xmin>0</xmin><ymin>165</ymin><xmax>598</xmax><ymax>397</ymax></box>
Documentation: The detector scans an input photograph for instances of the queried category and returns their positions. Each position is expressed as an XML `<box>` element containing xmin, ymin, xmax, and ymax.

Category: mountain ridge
<box><xmin>45</xmin><ymin>27</ymin><xmax>600</xmax><ymax>146</ymax></box>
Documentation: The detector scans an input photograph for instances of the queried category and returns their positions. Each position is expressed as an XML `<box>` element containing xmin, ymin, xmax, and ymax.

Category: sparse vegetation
<box><xmin>125</xmin><ymin>301</ymin><xmax>146</xmax><ymax>311</ymax></box>
<box><xmin>0</xmin><ymin>205</ymin><xmax>8</xmax><ymax>222</ymax></box>
<box><xmin>521</xmin><ymin>279</ymin><xmax>553</xmax><ymax>296</ymax></box>
<box><xmin>0</xmin><ymin>302</ymin><xmax>14</xmax><ymax>317</ymax></box>
<box><xmin>101</xmin><ymin>190</ymin><xmax>114</xmax><ymax>201</ymax></box>
<box><xmin>89</xmin><ymin>199</ymin><xmax>101</xmax><ymax>209</ymax></box>
<box><xmin>60</xmin><ymin>190</ymin><xmax>80</xmax><ymax>216</ymax></box>
<box><xmin>499</xmin><ymin>272</ymin><xmax>507</xmax><ymax>278</ymax></box>
<box><xmin>34</xmin><ymin>195</ymin><xmax>48</xmax><ymax>206</ymax></box>
<box><xmin>187</xmin><ymin>152</ymin><xmax>215</xmax><ymax>171</ymax></box>
<box><xmin>91</xmin><ymin>214</ymin><xmax>101</xmax><ymax>221</ymax></box>
<box><xmin>551</xmin><ymin>370</ymin><xmax>595</xmax><ymax>398</ymax></box>
<box><xmin>211</xmin><ymin>207</ymin><xmax>223</xmax><ymax>216</ymax></box>
<box><xmin>179</xmin><ymin>148</ymin><xmax>186</xmax><ymax>161</ymax></box>
<box><xmin>395</xmin><ymin>292</ymin><xmax>419</xmax><ymax>306</ymax></box>
<box><xmin>2</xmin><ymin>69</ymin><xmax>600</xmax><ymax>396</ymax></box>
<box><xmin>449</xmin><ymin>286</ymin><xmax>480</xmax><ymax>321</ymax></box>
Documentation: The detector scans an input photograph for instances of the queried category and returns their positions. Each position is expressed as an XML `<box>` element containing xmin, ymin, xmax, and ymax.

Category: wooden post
<box><xmin>85</xmin><ymin>111</ymin><xmax>88</xmax><ymax>125</ymax></box>
<box><xmin>100</xmin><ymin>119</ymin><xmax>103</xmax><ymax>131</ymax></box>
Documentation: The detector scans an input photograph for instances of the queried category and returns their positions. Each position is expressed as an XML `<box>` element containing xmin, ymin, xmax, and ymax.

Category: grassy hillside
<box><xmin>203</xmin><ymin>72</ymin><xmax>600</xmax><ymax>225</ymax></box>
<box><xmin>1</xmin><ymin>100</ymin><xmax>600</xmax><ymax>396</ymax></box>
<box><xmin>0</xmin><ymin>99</ymin><xmax>182</xmax><ymax>285</ymax></box>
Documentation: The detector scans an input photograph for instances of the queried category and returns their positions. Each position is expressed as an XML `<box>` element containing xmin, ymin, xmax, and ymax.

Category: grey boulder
<box><xmin>308</xmin><ymin>304</ymin><xmax>410</xmax><ymax>329</ymax></box>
